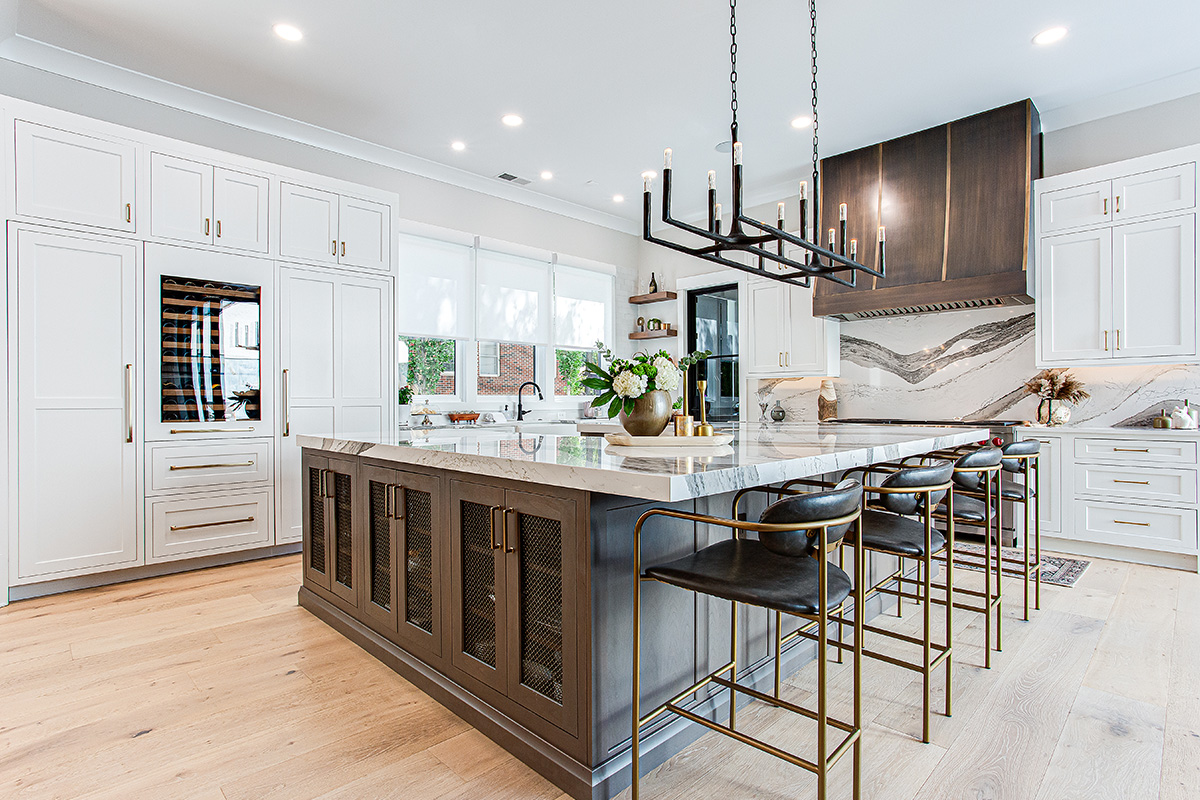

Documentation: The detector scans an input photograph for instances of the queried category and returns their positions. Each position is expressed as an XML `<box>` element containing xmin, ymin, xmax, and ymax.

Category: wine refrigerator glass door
<box><xmin>144</xmin><ymin>244</ymin><xmax>274</xmax><ymax>441</ymax></box>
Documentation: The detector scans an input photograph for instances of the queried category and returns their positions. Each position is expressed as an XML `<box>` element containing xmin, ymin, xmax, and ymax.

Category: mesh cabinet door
<box><xmin>302</xmin><ymin>453</ymin><xmax>331</xmax><ymax>593</ymax></box>
<box><xmin>504</xmin><ymin>490</ymin><xmax>579</xmax><ymax>735</ymax></box>
<box><xmin>360</xmin><ymin>464</ymin><xmax>399</xmax><ymax>634</ymax></box>
<box><xmin>327</xmin><ymin>456</ymin><xmax>358</xmax><ymax>608</ymax></box>
<box><xmin>449</xmin><ymin>480</ymin><xmax>509</xmax><ymax>693</ymax></box>
<box><xmin>396</xmin><ymin>470</ymin><xmax>443</xmax><ymax>657</ymax></box>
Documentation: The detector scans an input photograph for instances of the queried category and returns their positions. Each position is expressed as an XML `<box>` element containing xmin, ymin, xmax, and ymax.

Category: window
<box><xmin>399</xmin><ymin>336</ymin><xmax>457</xmax><ymax>396</ymax></box>
<box><xmin>478</xmin><ymin>341</ymin><xmax>501</xmax><ymax>377</ymax></box>
<box><xmin>477</xmin><ymin>342</ymin><xmax>535</xmax><ymax>395</ymax></box>
<box><xmin>555</xmin><ymin>348</ymin><xmax>601</xmax><ymax>397</ymax></box>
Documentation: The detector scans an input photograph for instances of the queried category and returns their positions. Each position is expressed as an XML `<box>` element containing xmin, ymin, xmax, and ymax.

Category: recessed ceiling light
<box><xmin>791</xmin><ymin>115</ymin><xmax>813</xmax><ymax>129</ymax></box>
<box><xmin>273</xmin><ymin>23</ymin><xmax>303</xmax><ymax>42</ymax></box>
<box><xmin>540</xmin><ymin>170</ymin><xmax>554</xmax><ymax>180</ymax></box>
<box><xmin>501</xmin><ymin>114</ymin><xmax>524</xmax><ymax>127</ymax></box>
<box><xmin>451</xmin><ymin>141</ymin><xmax>466</xmax><ymax>151</ymax></box>
<box><xmin>613</xmin><ymin>194</ymin><xmax>625</xmax><ymax>203</ymax></box>
<box><xmin>1033</xmin><ymin>26</ymin><xmax>1067</xmax><ymax>45</ymax></box>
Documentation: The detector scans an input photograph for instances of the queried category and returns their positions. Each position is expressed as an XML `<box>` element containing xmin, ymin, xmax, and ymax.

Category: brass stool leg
<box><xmin>922</xmin><ymin>502</ymin><xmax>933</xmax><ymax>744</ymax></box>
<box><xmin>730</xmin><ymin>600</ymin><xmax>738</xmax><ymax>731</ymax></box>
<box><xmin>817</xmin><ymin>524</ymin><xmax>829</xmax><ymax>799</ymax></box>
<box><xmin>632</xmin><ymin>524</ymin><xmax>643</xmax><ymax>800</ymax></box>
<box><xmin>853</xmin><ymin>515</ymin><xmax>864</xmax><ymax>800</ymax></box>
<box><xmin>1022</xmin><ymin>459</ymin><xmax>1031</xmax><ymax>621</ymax></box>
<box><xmin>994</xmin><ymin>470</ymin><xmax>1003</xmax><ymax>652</ymax></box>
<box><xmin>896</xmin><ymin>556</ymin><xmax>905</xmax><ymax>617</ymax></box>
<box><xmin>1034</xmin><ymin>458</ymin><xmax>1043</xmax><ymax>611</ymax></box>
<box><xmin>774</xmin><ymin>610</ymin><xmax>783</xmax><ymax>699</ymax></box>
<box><xmin>945</xmin><ymin>489</ymin><xmax>955</xmax><ymax>718</ymax></box>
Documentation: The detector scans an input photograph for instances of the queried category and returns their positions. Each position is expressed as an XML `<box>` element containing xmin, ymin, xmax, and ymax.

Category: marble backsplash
<box><xmin>754</xmin><ymin>305</ymin><xmax>1200</xmax><ymax>428</ymax></box>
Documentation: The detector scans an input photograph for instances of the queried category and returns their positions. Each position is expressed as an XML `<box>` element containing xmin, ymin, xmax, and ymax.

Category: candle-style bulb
<box><xmin>850</xmin><ymin>239</ymin><xmax>858</xmax><ymax>260</ymax></box>
<box><xmin>708</xmin><ymin>170</ymin><xmax>716</xmax><ymax>190</ymax></box>
<box><xmin>839</xmin><ymin>203</ymin><xmax>847</xmax><ymax>221</ymax></box>
<box><xmin>733</xmin><ymin>142</ymin><xmax>743</xmax><ymax>165</ymax></box>
<box><xmin>777</xmin><ymin>202</ymin><xmax>786</xmax><ymax>222</ymax></box>
<box><xmin>828</xmin><ymin>228</ymin><xmax>836</xmax><ymax>247</ymax></box>
<box><xmin>878</xmin><ymin>226</ymin><xmax>886</xmax><ymax>242</ymax></box>
<box><xmin>799</xmin><ymin>181</ymin><xmax>808</xmax><ymax>200</ymax></box>
<box><xmin>664</xmin><ymin>148</ymin><xmax>673</xmax><ymax>170</ymax></box>
<box><xmin>715</xmin><ymin>202</ymin><xmax>722</xmax><ymax>219</ymax></box>
<box><xmin>643</xmin><ymin>174</ymin><xmax>652</xmax><ymax>193</ymax></box>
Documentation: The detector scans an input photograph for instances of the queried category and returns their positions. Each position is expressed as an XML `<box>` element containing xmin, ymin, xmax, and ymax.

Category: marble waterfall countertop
<box><xmin>298</xmin><ymin>423</ymin><xmax>988</xmax><ymax>503</ymax></box>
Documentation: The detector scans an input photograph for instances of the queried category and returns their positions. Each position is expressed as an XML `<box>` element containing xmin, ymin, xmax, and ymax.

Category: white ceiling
<box><xmin>9</xmin><ymin>0</ymin><xmax>1200</xmax><ymax>226</ymax></box>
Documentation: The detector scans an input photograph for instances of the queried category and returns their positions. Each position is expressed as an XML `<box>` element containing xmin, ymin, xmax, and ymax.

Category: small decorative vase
<box><xmin>818</xmin><ymin>379</ymin><xmax>838</xmax><ymax>422</ymax></box>
<box><xmin>619</xmin><ymin>390</ymin><xmax>672</xmax><ymax>436</ymax></box>
<box><xmin>1050</xmin><ymin>405</ymin><xmax>1071</xmax><ymax>426</ymax></box>
<box><xmin>1037</xmin><ymin>398</ymin><xmax>1070</xmax><ymax>426</ymax></box>
<box><xmin>397</xmin><ymin>404</ymin><xmax>412</xmax><ymax>427</ymax></box>
<box><xmin>770</xmin><ymin>400</ymin><xmax>787</xmax><ymax>422</ymax></box>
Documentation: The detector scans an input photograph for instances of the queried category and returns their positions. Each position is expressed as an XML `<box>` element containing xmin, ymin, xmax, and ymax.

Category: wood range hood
<box><xmin>814</xmin><ymin>99</ymin><xmax>1041</xmax><ymax>319</ymax></box>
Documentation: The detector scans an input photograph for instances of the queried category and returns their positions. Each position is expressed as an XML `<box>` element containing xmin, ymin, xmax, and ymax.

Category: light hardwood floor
<box><xmin>0</xmin><ymin>553</ymin><xmax>1195</xmax><ymax>799</ymax></box>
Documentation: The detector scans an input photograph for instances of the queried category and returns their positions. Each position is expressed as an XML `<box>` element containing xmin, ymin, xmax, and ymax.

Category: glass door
<box><xmin>687</xmin><ymin>284</ymin><xmax>739</xmax><ymax>423</ymax></box>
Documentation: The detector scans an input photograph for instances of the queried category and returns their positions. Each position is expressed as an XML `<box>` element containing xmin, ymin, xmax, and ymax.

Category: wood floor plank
<box><xmin>1161</xmin><ymin>574</ymin><xmax>1200</xmax><ymax>800</ymax></box>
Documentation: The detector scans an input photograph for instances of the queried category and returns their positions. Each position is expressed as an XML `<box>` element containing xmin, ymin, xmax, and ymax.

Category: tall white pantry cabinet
<box><xmin>2</xmin><ymin>98</ymin><xmax>398</xmax><ymax>603</ymax></box>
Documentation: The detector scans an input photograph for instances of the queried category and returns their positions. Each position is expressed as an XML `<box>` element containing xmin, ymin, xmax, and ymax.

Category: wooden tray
<box><xmin>604</xmin><ymin>432</ymin><xmax>733</xmax><ymax>447</ymax></box>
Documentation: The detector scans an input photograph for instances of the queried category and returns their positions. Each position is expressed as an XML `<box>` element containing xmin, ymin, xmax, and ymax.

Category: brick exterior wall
<box><xmin>477</xmin><ymin>343</ymin><xmax>535</xmax><ymax>395</ymax></box>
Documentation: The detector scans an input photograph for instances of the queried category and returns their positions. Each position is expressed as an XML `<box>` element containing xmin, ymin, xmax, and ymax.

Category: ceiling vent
<box><xmin>497</xmin><ymin>172</ymin><xmax>531</xmax><ymax>185</ymax></box>
<box><xmin>837</xmin><ymin>297</ymin><xmax>1021</xmax><ymax>320</ymax></box>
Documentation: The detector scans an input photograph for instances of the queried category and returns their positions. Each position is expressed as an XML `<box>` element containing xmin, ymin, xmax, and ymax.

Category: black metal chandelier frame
<box><xmin>642</xmin><ymin>0</ymin><xmax>886</xmax><ymax>289</ymax></box>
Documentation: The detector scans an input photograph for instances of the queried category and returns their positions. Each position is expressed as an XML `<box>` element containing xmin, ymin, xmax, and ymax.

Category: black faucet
<box><xmin>516</xmin><ymin>381</ymin><xmax>543</xmax><ymax>421</ymax></box>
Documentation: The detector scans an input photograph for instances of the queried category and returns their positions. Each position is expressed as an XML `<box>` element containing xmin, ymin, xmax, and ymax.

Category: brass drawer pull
<box><xmin>1113</xmin><ymin>519</ymin><xmax>1150</xmax><ymax>527</ymax></box>
<box><xmin>504</xmin><ymin>508</ymin><xmax>517</xmax><ymax>553</ymax></box>
<box><xmin>170</xmin><ymin>516</ymin><xmax>255</xmax><ymax>532</ymax></box>
<box><xmin>205</xmin><ymin>218</ymin><xmax>210</xmax><ymax>236</ymax></box>
<box><xmin>489</xmin><ymin>505</ymin><xmax>504</xmax><ymax>550</ymax></box>
<box><xmin>169</xmin><ymin>461</ymin><xmax>254</xmax><ymax>471</ymax></box>
<box><xmin>1112</xmin><ymin>448</ymin><xmax>1149</xmax><ymax>453</ymax></box>
<box><xmin>126</xmin><ymin>203</ymin><xmax>132</xmax><ymax>222</ymax></box>
<box><xmin>1112</xmin><ymin>479</ymin><xmax>1150</xmax><ymax>485</ymax></box>
<box><xmin>171</xmin><ymin>427</ymin><xmax>255</xmax><ymax>434</ymax></box>
<box><xmin>216</xmin><ymin>220</ymin><xmax>222</xmax><ymax>238</ymax></box>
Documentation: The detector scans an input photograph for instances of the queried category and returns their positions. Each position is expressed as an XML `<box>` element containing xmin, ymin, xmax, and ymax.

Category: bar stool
<box><xmin>793</xmin><ymin>461</ymin><xmax>956</xmax><ymax>744</ymax></box>
<box><xmin>632</xmin><ymin>479</ymin><xmax>865</xmax><ymax>800</ymax></box>
<box><xmin>998</xmin><ymin>440</ymin><xmax>1043</xmax><ymax>620</ymax></box>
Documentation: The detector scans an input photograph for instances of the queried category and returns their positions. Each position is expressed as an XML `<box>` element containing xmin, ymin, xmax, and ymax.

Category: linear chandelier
<box><xmin>642</xmin><ymin>0</ymin><xmax>886</xmax><ymax>289</ymax></box>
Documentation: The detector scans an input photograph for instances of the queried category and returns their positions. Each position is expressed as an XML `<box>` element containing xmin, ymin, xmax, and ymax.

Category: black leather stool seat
<box><xmin>942</xmin><ymin>494</ymin><xmax>995</xmax><ymax>523</ymax></box>
<box><xmin>849</xmin><ymin>509</ymin><xmax>946</xmax><ymax>557</ymax></box>
<box><xmin>1000</xmin><ymin>478</ymin><xmax>1032</xmax><ymax>501</ymax></box>
<box><xmin>644</xmin><ymin>539</ymin><xmax>852</xmax><ymax>616</ymax></box>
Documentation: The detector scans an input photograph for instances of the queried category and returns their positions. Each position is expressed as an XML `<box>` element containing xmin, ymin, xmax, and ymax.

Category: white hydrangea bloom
<box><xmin>612</xmin><ymin>370</ymin><xmax>648</xmax><ymax>399</ymax></box>
<box><xmin>652</xmin><ymin>356</ymin><xmax>681</xmax><ymax>392</ymax></box>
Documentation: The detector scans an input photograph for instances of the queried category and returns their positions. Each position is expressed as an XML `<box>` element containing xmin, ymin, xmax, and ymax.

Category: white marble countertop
<box><xmin>1018</xmin><ymin>425</ymin><xmax>1200</xmax><ymax>438</ymax></box>
<box><xmin>298</xmin><ymin>423</ymin><xmax>989</xmax><ymax>502</ymax></box>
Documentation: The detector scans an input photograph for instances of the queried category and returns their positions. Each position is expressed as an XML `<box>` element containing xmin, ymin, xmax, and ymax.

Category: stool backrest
<box><xmin>1001</xmin><ymin>439</ymin><xmax>1040</xmax><ymax>473</ymax></box>
<box><xmin>878</xmin><ymin>460</ymin><xmax>955</xmax><ymax>515</ymax></box>
<box><xmin>758</xmin><ymin>478</ymin><xmax>863</xmax><ymax>557</ymax></box>
<box><xmin>950</xmin><ymin>445</ymin><xmax>1003</xmax><ymax>491</ymax></box>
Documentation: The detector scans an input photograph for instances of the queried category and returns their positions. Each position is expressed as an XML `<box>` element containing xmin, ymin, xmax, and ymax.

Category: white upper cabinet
<box><xmin>280</xmin><ymin>182</ymin><xmax>392</xmax><ymax>271</ymax></box>
<box><xmin>15</xmin><ymin>120</ymin><xmax>137</xmax><ymax>233</ymax></box>
<box><xmin>150</xmin><ymin>153</ymin><xmax>268</xmax><ymax>253</ymax></box>
<box><xmin>1035</xmin><ymin>146</ymin><xmax>1199</xmax><ymax>366</ymax></box>
<box><xmin>745</xmin><ymin>278</ymin><xmax>839</xmax><ymax>377</ymax></box>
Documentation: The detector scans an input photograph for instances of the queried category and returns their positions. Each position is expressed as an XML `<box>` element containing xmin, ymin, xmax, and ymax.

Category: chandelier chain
<box><xmin>810</xmin><ymin>0</ymin><xmax>819</xmax><ymax>189</ymax></box>
<box><xmin>729</xmin><ymin>0</ymin><xmax>738</xmax><ymax>129</ymax></box>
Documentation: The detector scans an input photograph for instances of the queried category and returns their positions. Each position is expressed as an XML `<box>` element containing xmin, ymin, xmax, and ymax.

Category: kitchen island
<box><xmin>296</xmin><ymin>423</ymin><xmax>987</xmax><ymax>799</ymax></box>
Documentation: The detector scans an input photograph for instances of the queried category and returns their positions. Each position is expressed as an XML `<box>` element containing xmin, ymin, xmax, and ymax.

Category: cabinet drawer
<box><xmin>149</xmin><ymin>440</ymin><xmax>272</xmax><ymax>493</ymax></box>
<box><xmin>1074</xmin><ymin>500</ymin><xmax>1198</xmax><ymax>554</ymax></box>
<box><xmin>148</xmin><ymin>489</ymin><xmax>273</xmax><ymax>562</ymax></box>
<box><xmin>1074</xmin><ymin>463</ymin><xmax>1198</xmax><ymax>504</ymax></box>
<box><xmin>1073</xmin><ymin>437</ymin><xmax>1197</xmax><ymax>465</ymax></box>
<box><xmin>1112</xmin><ymin>163</ymin><xmax>1196</xmax><ymax>221</ymax></box>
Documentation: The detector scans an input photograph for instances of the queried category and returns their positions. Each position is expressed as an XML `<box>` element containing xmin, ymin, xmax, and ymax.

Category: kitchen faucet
<box><xmin>516</xmin><ymin>381</ymin><xmax>543</xmax><ymax>421</ymax></box>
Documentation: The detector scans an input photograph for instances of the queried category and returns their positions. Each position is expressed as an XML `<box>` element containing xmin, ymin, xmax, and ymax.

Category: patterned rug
<box><xmin>951</xmin><ymin>543</ymin><xmax>1090</xmax><ymax>587</ymax></box>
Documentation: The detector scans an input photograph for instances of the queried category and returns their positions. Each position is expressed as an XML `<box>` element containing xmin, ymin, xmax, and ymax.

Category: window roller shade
<box><xmin>397</xmin><ymin>234</ymin><xmax>474</xmax><ymax>339</ymax></box>
<box><xmin>554</xmin><ymin>265</ymin><xmax>614</xmax><ymax>348</ymax></box>
<box><xmin>476</xmin><ymin>250</ymin><xmax>551</xmax><ymax>345</ymax></box>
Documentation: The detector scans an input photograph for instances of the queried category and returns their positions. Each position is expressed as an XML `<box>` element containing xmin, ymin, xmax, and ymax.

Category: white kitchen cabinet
<box><xmin>280</xmin><ymin>182</ymin><xmax>392</xmax><ymax>271</ymax></box>
<box><xmin>15</xmin><ymin>120</ymin><xmax>137</xmax><ymax>233</ymax></box>
<box><xmin>147</xmin><ymin>487</ymin><xmax>273</xmax><ymax>563</ymax></box>
<box><xmin>1038</xmin><ymin>228</ymin><xmax>1112</xmax><ymax>363</ymax></box>
<box><xmin>277</xmin><ymin>266</ymin><xmax>393</xmax><ymax>543</ymax></box>
<box><xmin>1040</xmin><ymin>180</ymin><xmax>1112</xmax><ymax>235</ymax></box>
<box><xmin>11</xmin><ymin>229</ymin><xmax>141</xmax><ymax>581</ymax></box>
<box><xmin>745</xmin><ymin>278</ymin><xmax>839</xmax><ymax>377</ymax></box>
<box><xmin>1111</xmin><ymin>214</ymin><xmax>1196</xmax><ymax>360</ymax></box>
<box><xmin>150</xmin><ymin>153</ymin><xmax>268</xmax><ymax>253</ymax></box>
<box><xmin>1112</xmin><ymin>163</ymin><xmax>1196</xmax><ymax>222</ymax></box>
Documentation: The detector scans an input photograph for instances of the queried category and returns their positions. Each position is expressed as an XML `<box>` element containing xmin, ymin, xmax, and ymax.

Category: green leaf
<box><xmin>595</xmin><ymin>390</ymin><xmax>616</xmax><ymax>406</ymax></box>
<box><xmin>580</xmin><ymin>377</ymin><xmax>609</xmax><ymax>390</ymax></box>
<box><xmin>623</xmin><ymin>398</ymin><xmax>636</xmax><ymax>416</ymax></box>
<box><xmin>607</xmin><ymin>396</ymin><xmax>624</xmax><ymax>418</ymax></box>
<box><xmin>583</xmin><ymin>360</ymin><xmax>610</xmax><ymax>379</ymax></box>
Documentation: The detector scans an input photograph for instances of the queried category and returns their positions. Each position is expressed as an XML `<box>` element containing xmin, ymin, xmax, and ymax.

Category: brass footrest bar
<box><xmin>637</xmin><ymin>661</ymin><xmax>736</xmax><ymax>728</ymax></box>
<box><xmin>708</xmin><ymin>675</ymin><xmax>858</xmax><ymax>734</ymax></box>
<box><xmin>882</xmin><ymin>577</ymin><xmax>1000</xmax><ymax>614</ymax></box>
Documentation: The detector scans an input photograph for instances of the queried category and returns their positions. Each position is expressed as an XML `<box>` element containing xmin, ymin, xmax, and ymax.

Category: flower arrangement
<box><xmin>582</xmin><ymin>342</ymin><xmax>710</xmax><ymax>418</ymax></box>
<box><xmin>398</xmin><ymin>385</ymin><xmax>415</xmax><ymax>405</ymax></box>
<box><xmin>1023</xmin><ymin>369</ymin><xmax>1089</xmax><ymax>403</ymax></box>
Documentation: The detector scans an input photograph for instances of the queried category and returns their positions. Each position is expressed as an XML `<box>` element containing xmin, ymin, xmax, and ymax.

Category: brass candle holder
<box><xmin>696</xmin><ymin>379</ymin><xmax>714</xmax><ymax>437</ymax></box>
<box><xmin>674</xmin><ymin>367</ymin><xmax>695</xmax><ymax>436</ymax></box>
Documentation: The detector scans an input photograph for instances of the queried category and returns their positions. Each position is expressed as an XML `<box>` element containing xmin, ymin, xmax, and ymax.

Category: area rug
<box><xmin>950</xmin><ymin>543</ymin><xmax>1090</xmax><ymax>587</ymax></box>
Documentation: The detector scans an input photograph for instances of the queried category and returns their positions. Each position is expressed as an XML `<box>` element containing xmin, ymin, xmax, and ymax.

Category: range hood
<box><xmin>813</xmin><ymin>100</ymin><xmax>1041</xmax><ymax>320</ymax></box>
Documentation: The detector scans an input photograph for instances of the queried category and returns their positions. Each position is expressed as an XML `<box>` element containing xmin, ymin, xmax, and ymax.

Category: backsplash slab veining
<box><xmin>755</xmin><ymin>306</ymin><xmax>1200</xmax><ymax>428</ymax></box>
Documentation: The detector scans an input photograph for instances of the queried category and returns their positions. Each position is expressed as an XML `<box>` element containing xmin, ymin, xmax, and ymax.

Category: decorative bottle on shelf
<box><xmin>648</xmin><ymin>272</ymin><xmax>658</xmax><ymax>294</ymax></box>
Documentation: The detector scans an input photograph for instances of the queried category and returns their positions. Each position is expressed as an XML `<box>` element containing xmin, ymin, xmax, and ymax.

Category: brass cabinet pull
<box><xmin>281</xmin><ymin>369</ymin><xmax>290</xmax><ymax>437</ymax></box>
<box><xmin>1103</xmin><ymin>330</ymin><xmax>1108</xmax><ymax>351</ymax></box>
<box><xmin>205</xmin><ymin>218</ymin><xmax>210</xmax><ymax>236</ymax></box>
<box><xmin>332</xmin><ymin>239</ymin><xmax>337</xmax><ymax>256</ymax></box>
<box><xmin>323</xmin><ymin>469</ymin><xmax>335</xmax><ymax>498</ymax></box>
<box><xmin>785</xmin><ymin>352</ymin><xmax>790</xmax><ymax>367</ymax></box>
<box><xmin>489</xmin><ymin>505</ymin><xmax>504</xmax><ymax>550</ymax></box>
<box><xmin>1113</xmin><ymin>448</ymin><xmax>1149</xmax><ymax>453</ymax></box>
<box><xmin>1112</xmin><ymin>479</ymin><xmax>1151</xmax><ymax>485</ymax></box>
<box><xmin>1115</xmin><ymin>195</ymin><xmax>1121</xmax><ymax>214</ymax></box>
<box><xmin>392</xmin><ymin>484</ymin><xmax>405</xmax><ymax>520</ymax></box>
<box><xmin>170</xmin><ymin>516</ymin><xmax>255</xmax><ymax>532</ymax></box>
<box><xmin>170</xmin><ymin>427</ymin><xmax>255</xmax><ymax>433</ymax></box>
<box><xmin>126</xmin><ymin>203</ymin><xmax>132</xmax><ymax>223</ymax></box>
<box><xmin>169</xmin><ymin>461</ymin><xmax>254</xmax><ymax>471</ymax></box>
<box><xmin>124</xmin><ymin>364</ymin><xmax>134</xmax><ymax>443</ymax></box>
<box><xmin>1113</xmin><ymin>519</ymin><xmax>1150</xmax><ymax>527</ymax></box>
<box><xmin>216</xmin><ymin>220</ymin><xmax>222</xmax><ymax>238</ymax></box>
<box><xmin>1103</xmin><ymin>197</ymin><xmax>1108</xmax><ymax>215</ymax></box>
<box><xmin>1115</xmin><ymin>329</ymin><xmax>1120</xmax><ymax>350</ymax></box>
<box><xmin>385</xmin><ymin>485</ymin><xmax>395</xmax><ymax>519</ymax></box>
<box><xmin>341</xmin><ymin>241</ymin><xmax>346</xmax><ymax>257</ymax></box>
<box><xmin>504</xmin><ymin>508</ymin><xmax>517</xmax><ymax>553</ymax></box>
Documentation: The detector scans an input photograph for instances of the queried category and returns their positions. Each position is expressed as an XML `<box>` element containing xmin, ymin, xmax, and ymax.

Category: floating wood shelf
<box><xmin>629</xmin><ymin>329</ymin><xmax>678</xmax><ymax>340</ymax></box>
<box><xmin>628</xmin><ymin>291</ymin><xmax>677</xmax><ymax>305</ymax></box>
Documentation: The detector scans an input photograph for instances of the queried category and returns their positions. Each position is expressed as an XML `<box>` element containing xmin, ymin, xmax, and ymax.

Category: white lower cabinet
<box><xmin>148</xmin><ymin>488</ymin><xmax>273</xmax><ymax>563</ymax></box>
<box><xmin>11</xmin><ymin>228</ymin><xmax>142</xmax><ymax>582</ymax></box>
<box><xmin>1074</xmin><ymin>500</ymin><xmax>1198</xmax><ymax>554</ymax></box>
<box><xmin>148</xmin><ymin>440</ymin><xmax>273</xmax><ymax>494</ymax></box>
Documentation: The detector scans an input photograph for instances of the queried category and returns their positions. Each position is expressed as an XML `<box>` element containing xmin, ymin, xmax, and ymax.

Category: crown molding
<box><xmin>1038</xmin><ymin>66</ymin><xmax>1200</xmax><ymax>132</ymax></box>
<box><xmin>0</xmin><ymin>34</ymin><xmax>640</xmax><ymax>236</ymax></box>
